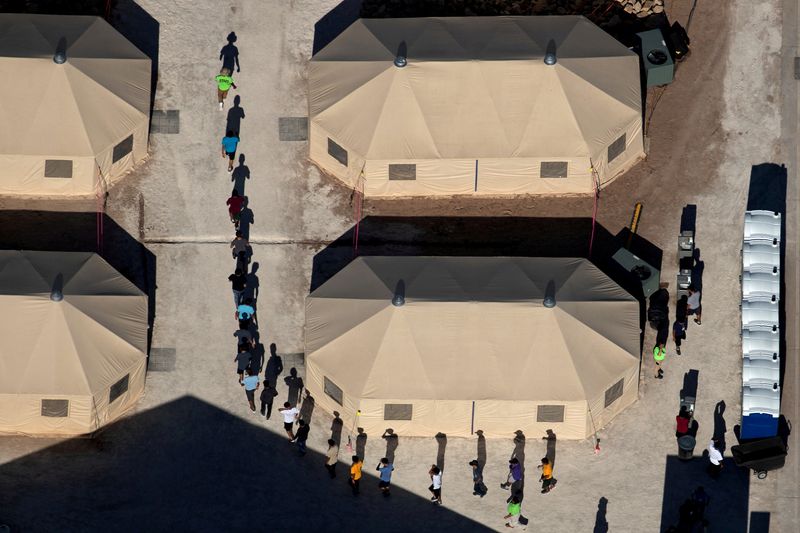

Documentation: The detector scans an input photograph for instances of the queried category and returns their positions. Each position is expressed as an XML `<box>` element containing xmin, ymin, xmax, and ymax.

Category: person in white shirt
<box><xmin>278</xmin><ymin>402</ymin><xmax>299</xmax><ymax>440</ymax></box>
<box><xmin>707</xmin><ymin>438</ymin><xmax>723</xmax><ymax>478</ymax></box>
<box><xmin>428</xmin><ymin>465</ymin><xmax>443</xmax><ymax>505</ymax></box>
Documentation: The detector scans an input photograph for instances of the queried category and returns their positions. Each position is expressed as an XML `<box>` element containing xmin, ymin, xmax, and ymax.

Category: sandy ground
<box><xmin>0</xmin><ymin>0</ymin><xmax>796</xmax><ymax>531</ymax></box>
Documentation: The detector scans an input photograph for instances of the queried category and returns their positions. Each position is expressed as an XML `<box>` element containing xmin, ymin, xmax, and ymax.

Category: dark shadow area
<box><xmin>226</xmin><ymin>95</ymin><xmax>245</xmax><ymax>137</ymax></box>
<box><xmin>0</xmin><ymin>396</ymin><xmax>491</xmax><ymax>532</ymax></box>
<box><xmin>330</xmin><ymin>411</ymin><xmax>344</xmax><ymax>446</ymax></box>
<box><xmin>355</xmin><ymin>427</ymin><xmax>367</xmax><ymax>460</ymax></box>
<box><xmin>231</xmin><ymin>154</ymin><xmax>251</xmax><ymax>194</ymax></box>
<box><xmin>435</xmin><ymin>432</ymin><xmax>447</xmax><ymax>472</ymax></box>
<box><xmin>220</xmin><ymin>32</ymin><xmax>240</xmax><ymax>72</ymax></box>
<box><xmin>714</xmin><ymin>401</ymin><xmax>727</xmax><ymax>453</ymax></box>
<box><xmin>264</xmin><ymin>343</ymin><xmax>283</xmax><ymax>388</ymax></box>
<box><xmin>660</xmin><ymin>455</ymin><xmax>750</xmax><ymax>533</ymax></box>
<box><xmin>0</xmin><ymin>0</ymin><xmax>110</xmax><ymax>15</ymax></box>
<box><xmin>300</xmin><ymin>391</ymin><xmax>315</xmax><ymax>424</ymax></box>
<box><xmin>680</xmin><ymin>370</ymin><xmax>699</xmax><ymax>402</ymax></box>
<box><xmin>382</xmin><ymin>429</ymin><xmax>398</xmax><ymax>465</ymax></box>
<box><xmin>238</xmin><ymin>206</ymin><xmax>254</xmax><ymax>240</ymax></box>
<box><xmin>312</xmin><ymin>0</ymin><xmax>362</xmax><ymax>55</ymax></box>
<box><xmin>593</xmin><ymin>497</ymin><xmax>609</xmax><ymax>533</ymax></box>
<box><xmin>249</xmin><ymin>343</ymin><xmax>264</xmax><ymax>375</ymax></box>
<box><xmin>543</xmin><ymin>429</ymin><xmax>557</xmax><ymax>468</ymax></box>
<box><xmin>358</xmin><ymin>0</ymin><xmax>669</xmax><ymax>48</ymax></box>
<box><xmin>283</xmin><ymin>368</ymin><xmax>304</xmax><ymax>406</ymax></box>
<box><xmin>112</xmin><ymin>0</ymin><xmax>159</xmax><ymax>114</ymax></box>
<box><xmin>244</xmin><ymin>262</ymin><xmax>260</xmax><ymax>301</ymax></box>
<box><xmin>0</xmin><ymin>210</ymin><xmax>156</xmax><ymax>355</ymax></box>
<box><xmin>749</xmin><ymin>511</ymin><xmax>770</xmax><ymax>533</ymax></box>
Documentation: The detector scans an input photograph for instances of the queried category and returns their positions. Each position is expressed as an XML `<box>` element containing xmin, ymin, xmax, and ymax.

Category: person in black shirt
<box><xmin>228</xmin><ymin>268</ymin><xmax>246</xmax><ymax>309</ymax></box>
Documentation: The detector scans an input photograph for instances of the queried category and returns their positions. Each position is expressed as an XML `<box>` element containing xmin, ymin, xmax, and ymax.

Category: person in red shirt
<box><xmin>226</xmin><ymin>189</ymin><xmax>245</xmax><ymax>228</ymax></box>
<box><xmin>676</xmin><ymin>406</ymin><xmax>691</xmax><ymax>438</ymax></box>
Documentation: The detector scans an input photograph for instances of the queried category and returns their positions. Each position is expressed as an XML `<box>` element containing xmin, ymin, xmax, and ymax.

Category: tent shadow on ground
<box><xmin>111</xmin><ymin>1</ymin><xmax>160</xmax><ymax>114</ymax></box>
<box><xmin>659</xmin><ymin>455</ymin><xmax>750</xmax><ymax>532</ymax></box>
<box><xmin>311</xmin><ymin>216</ymin><xmax>658</xmax><ymax>355</ymax></box>
<box><xmin>0</xmin><ymin>210</ymin><xmax>156</xmax><ymax>354</ymax></box>
<box><xmin>0</xmin><ymin>396</ymin><xmax>491</xmax><ymax>532</ymax></box>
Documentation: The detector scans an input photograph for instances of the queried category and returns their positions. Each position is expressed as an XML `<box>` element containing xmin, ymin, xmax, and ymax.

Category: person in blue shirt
<box><xmin>221</xmin><ymin>130</ymin><xmax>240</xmax><ymax>172</ymax></box>
<box><xmin>242</xmin><ymin>367</ymin><xmax>259</xmax><ymax>412</ymax></box>
<box><xmin>237</xmin><ymin>298</ymin><xmax>256</xmax><ymax>329</ymax></box>
<box><xmin>376</xmin><ymin>457</ymin><xmax>394</xmax><ymax>496</ymax></box>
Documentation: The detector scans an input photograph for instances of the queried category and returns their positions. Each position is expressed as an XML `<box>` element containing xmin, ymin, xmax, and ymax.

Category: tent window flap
<box><xmin>41</xmin><ymin>399</ymin><xmax>69</xmax><ymax>417</ymax></box>
<box><xmin>608</xmin><ymin>134</ymin><xmax>626</xmax><ymax>163</ymax></box>
<box><xmin>384</xmin><ymin>403</ymin><xmax>413</xmax><ymax>420</ymax></box>
<box><xmin>327</xmin><ymin>138</ymin><xmax>348</xmax><ymax>167</ymax></box>
<box><xmin>388</xmin><ymin>164</ymin><xmax>416</xmax><ymax>180</ymax></box>
<box><xmin>44</xmin><ymin>159</ymin><xmax>73</xmax><ymax>178</ymax></box>
<box><xmin>536</xmin><ymin>404</ymin><xmax>565</xmax><ymax>422</ymax></box>
<box><xmin>110</xmin><ymin>374</ymin><xmax>130</xmax><ymax>404</ymax></box>
<box><xmin>113</xmin><ymin>134</ymin><xmax>134</xmax><ymax>163</ymax></box>
<box><xmin>540</xmin><ymin>162</ymin><xmax>568</xmax><ymax>178</ymax></box>
<box><xmin>604</xmin><ymin>378</ymin><xmax>624</xmax><ymax>407</ymax></box>
<box><xmin>324</xmin><ymin>376</ymin><xmax>344</xmax><ymax>405</ymax></box>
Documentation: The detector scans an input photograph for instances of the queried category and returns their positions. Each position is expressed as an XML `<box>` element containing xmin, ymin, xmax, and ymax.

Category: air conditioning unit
<box><xmin>637</xmin><ymin>29</ymin><xmax>674</xmax><ymax>88</ymax></box>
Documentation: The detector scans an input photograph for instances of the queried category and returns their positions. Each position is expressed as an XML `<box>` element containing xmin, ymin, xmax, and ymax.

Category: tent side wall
<box><xmin>473</xmin><ymin>400</ymin><xmax>589</xmax><ymax>439</ymax></box>
<box><xmin>0</xmin><ymin>155</ymin><xmax>97</xmax><ymax>195</ymax></box>
<box><xmin>89</xmin><ymin>357</ymin><xmax>147</xmax><ymax>431</ymax></box>
<box><xmin>585</xmin><ymin>364</ymin><xmax>640</xmax><ymax>437</ymax></box>
<box><xmin>309</xmin><ymin>122</ymin><xmax>364</xmax><ymax>189</ymax></box>
<box><xmin>95</xmin><ymin>119</ymin><xmax>150</xmax><ymax>189</ymax></box>
<box><xmin>591</xmin><ymin>117</ymin><xmax>645</xmax><ymax>188</ymax></box>
<box><xmin>0</xmin><ymin>394</ymin><xmax>93</xmax><ymax>436</ymax></box>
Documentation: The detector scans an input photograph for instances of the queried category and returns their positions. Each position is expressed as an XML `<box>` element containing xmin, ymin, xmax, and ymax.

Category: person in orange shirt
<box><xmin>349</xmin><ymin>455</ymin><xmax>363</xmax><ymax>496</ymax></box>
<box><xmin>539</xmin><ymin>457</ymin><xmax>557</xmax><ymax>493</ymax></box>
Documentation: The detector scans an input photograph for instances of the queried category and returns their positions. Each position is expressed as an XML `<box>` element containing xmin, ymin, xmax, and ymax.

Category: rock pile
<box><xmin>615</xmin><ymin>0</ymin><xmax>665</xmax><ymax>17</ymax></box>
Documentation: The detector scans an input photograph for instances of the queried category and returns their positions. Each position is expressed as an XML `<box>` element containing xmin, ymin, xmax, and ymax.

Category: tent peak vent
<box><xmin>544</xmin><ymin>39</ymin><xmax>557</xmax><ymax>65</ymax></box>
<box><xmin>50</xmin><ymin>273</ymin><xmax>64</xmax><ymax>302</ymax></box>
<box><xmin>392</xmin><ymin>280</ymin><xmax>406</xmax><ymax>306</ymax></box>
<box><xmin>394</xmin><ymin>41</ymin><xmax>407</xmax><ymax>68</ymax></box>
<box><xmin>543</xmin><ymin>280</ymin><xmax>556</xmax><ymax>308</ymax></box>
<box><xmin>53</xmin><ymin>37</ymin><xmax>67</xmax><ymax>64</ymax></box>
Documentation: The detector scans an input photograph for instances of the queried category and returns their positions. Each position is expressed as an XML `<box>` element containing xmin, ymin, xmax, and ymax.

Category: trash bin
<box><xmin>678</xmin><ymin>435</ymin><xmax>696</xmax><ymax>460</ymax></box>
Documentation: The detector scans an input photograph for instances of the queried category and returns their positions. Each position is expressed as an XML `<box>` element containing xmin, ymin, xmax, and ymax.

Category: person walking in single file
<box><xmin>259</xmin><ymin>379</ymin><xmax>278</xmax><ymax>419</ymax></box>
<box><xmin>469</xmin><ymin>460</ymin><xmax>487</xmax><ymax>497</ymax></box>
<box><xmin>215</xmin><ymin>67</ymin><xmax>237</xmax><ymax>111</ymax></box>
<box><xmin>221</xmin><ymin>131</ymin><xmax>240</xmax><ymax>172</ymax></box>
<box><xmin>242</xmin><ymin>367</ymin><xmax>259</xmax><ymax>412</ymax></box>
<box><xmin>293</xmin><ymin>419</ymin><xmax>310</xmax><ymax>456</ymax></box>
<box><xmin>428</xmin><ymin>465</ymin><xmax>443</xmax><ymax>505</ymax></box>
<box><xmin>228</xmin><ymin>268</ymin><xmax>246</xmax><ymax>309</ymax></box>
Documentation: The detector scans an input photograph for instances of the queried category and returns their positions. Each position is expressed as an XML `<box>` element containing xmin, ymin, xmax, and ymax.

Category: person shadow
<box><xmin>713</xmin><ymin>400</ymin><xmax>727</xmax><ymax>452</ymax></box>
<box><xmin>284</xmin><ymin>368</ymin><xmax>303</xmax><ymax>406</ymax></box>
<box><xmin>231</xmin><ymin>154</ymin><xmax>250</xmax><ymax>194</ymax></box>
<box><xmin>249</xmin><ymin>342</ymin><xmax>265</xmax><ymax>374</ymax></box>
<box><xmin>355</xmin><ymin>427</ymin><xmax>367</xmax><ymax>460</ymax></box>
<box><xmin>435</xmin><ymin>432</ymin><xmax>447</xmax><ymax>472</ymax></box>
<box><xmin>299</xmin><ymin>390</ymin><xmax>315</xmax><ymax>424</ymax></box>
<box><xmin>265</xmin><ymin>343</ymin><xmax>283</xmax><ymax>388</ymax></box>
<box><xmin>220</xmin><ymin>31</ymin><xmax>240</xmax><ymax>72</ymax></box>
<box><xmin>226</xmin><ymin>95</ymin><xmax>245</xmax><ymax>138</ymax></box>
<box><xmin>382</xmin><ymin>429</ymin><xmax>399</xmax><ymax>464</ymax></box>
<box><xmin>542</xmin><ymin>429</ymin><xmax>557</xmax><ymax>468</ymax></box>
<box><xmin>330</xmin><ymin>411</ymin><xmax>343</xmax><ymax>446</ymax></box>
<box><xmin>593</xmin><ymin>497</ymin><xmax>609</xmax><ymax>533</ymax></box>
<box><xmin>239</xmin><ymin>204</ymin><xmax>254</xmax><ymax>240</ymax></box>
<box><xmin>245</xmin><ymin>262</ymin><xmax>260</xmax><ymax>302</ymax></box>
<box><xmin>476</xmin><ymin>429</ymin><xmax>487</xmax><ymax>468</ymax></box>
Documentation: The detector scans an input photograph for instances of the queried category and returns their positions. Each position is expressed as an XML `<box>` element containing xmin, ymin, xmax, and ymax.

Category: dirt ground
<box><xmin>1</xmin><ymin>0</ymin><xmax>796</xmax><ymax>531</ymax></box>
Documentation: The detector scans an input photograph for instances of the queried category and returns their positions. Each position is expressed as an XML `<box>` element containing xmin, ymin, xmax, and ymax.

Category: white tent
<box><xmin>309</xmin><ymin>16</ymin><xmax>644</xmax><ymax>197</ymax></box>
<box><xmin>0</xmin><ymin>14</ymin><xmax>151</xmax><ymax>196</ymax></box>
<box><xmin>306</xmin><ymin>257</ymin><xmax>641</xmax><ymax>438</ymax></box>
<box><xmin>0</xmin><ymin>251</ymin><xmax>148</xmax><ymax>436</ymax></box>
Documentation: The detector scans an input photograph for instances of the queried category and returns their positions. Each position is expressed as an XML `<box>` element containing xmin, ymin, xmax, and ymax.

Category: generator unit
<box><xmin>637</xmin><ymin>29</ymin><xmax>675</xmax><ymax>88</ymax></box>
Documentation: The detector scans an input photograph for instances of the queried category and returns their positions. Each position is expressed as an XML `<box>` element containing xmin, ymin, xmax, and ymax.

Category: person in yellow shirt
<box><xmin>538</xmin><ymin>457</ymin><xmax>557</xmax><ymax>493</ymax></box>
<box><xmin>215</xmin><ymin>67</ymin><xmax>237</xmax><ymax>110</ymax></box>
<box><xmin>349</xmin><ymin>455</ymin><xmax>362</xmax><ymax>496</ymax></box>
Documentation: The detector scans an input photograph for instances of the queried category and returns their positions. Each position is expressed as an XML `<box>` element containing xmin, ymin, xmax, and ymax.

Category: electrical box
<box><xmin>637</xmin><ymin>29</ymin><xmax>674</xmax><ymax>88</ymax></box>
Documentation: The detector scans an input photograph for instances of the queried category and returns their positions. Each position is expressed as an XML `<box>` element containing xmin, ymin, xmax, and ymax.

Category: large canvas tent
<box><xmin>0</xmin><ymin>14</ymin><xmax>151</xmax><ymax>196</ymax></box>
<box><xmin>0</xmin><ymin>251</ymin><xmax>148</xmax><ymax>436</ymax></box>
<box><xmin>309</xmin><ymin>16</ymin><xmax>644</xmax><ymax>197</ymax></box>
<box><xmin>306</xmin><ymin>257</ymin><xmax>641</xmax><ymax>439</ymax></box>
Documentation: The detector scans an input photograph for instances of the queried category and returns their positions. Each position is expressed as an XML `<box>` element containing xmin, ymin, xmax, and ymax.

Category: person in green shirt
<box><xmin>504</xmin><ymin>496</ymin><xmax>521</xmax><ymax>528</ymax></box>
<box><xmin>215</xmin><ymin>67</ymin><xmax>237</xmax><ymax>110</ymax></box>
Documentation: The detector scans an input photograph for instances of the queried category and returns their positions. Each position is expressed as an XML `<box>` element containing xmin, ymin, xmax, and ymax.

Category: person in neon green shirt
<box><xmin>504</xmin><ymin>496</ymin><xmax>521</xmax><ymax>528</ymax></box>
<box><xmin>215</xmin><ymin>67</ymin><xmax>237</xmax><ymax>110</ymax></box>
